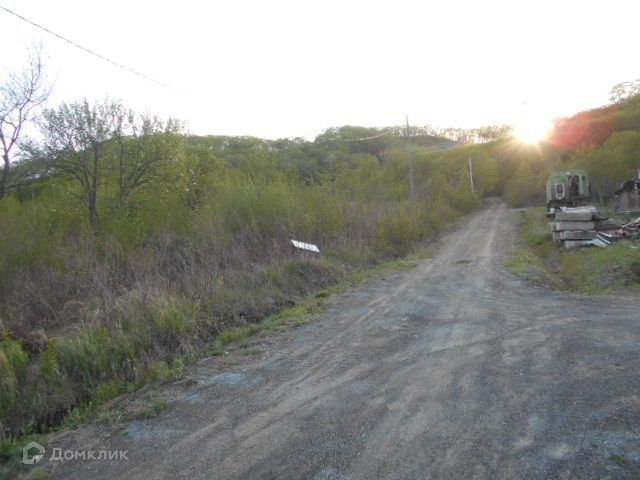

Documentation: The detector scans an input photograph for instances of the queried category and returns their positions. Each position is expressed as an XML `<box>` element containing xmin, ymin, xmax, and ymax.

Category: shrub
<box><xmin>0</xmin><ymin>335</ymin><xmax>29</xmax><ymax>406</ymax></box>
<box><xmin>377</xmin><ymin>207</ymin><xmax>425</xmax><ymax>256</ymax></box>
<box><xmin>56</xmin><ymin>327</ymin><xmax>137</xmax><ymax>392</ymax></box>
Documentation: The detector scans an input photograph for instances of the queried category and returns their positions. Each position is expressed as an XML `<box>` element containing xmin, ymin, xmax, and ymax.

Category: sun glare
<box><xmin>513</xmin><ymin>118</ymin><xmax>553</xmax><ymax>144</ymax></box>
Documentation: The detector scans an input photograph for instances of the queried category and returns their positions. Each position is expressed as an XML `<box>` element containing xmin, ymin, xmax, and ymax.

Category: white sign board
<box><xmin>291</xmin><ymin>239</ymin><xmax>320</xmax><ymax>253</ymax></box>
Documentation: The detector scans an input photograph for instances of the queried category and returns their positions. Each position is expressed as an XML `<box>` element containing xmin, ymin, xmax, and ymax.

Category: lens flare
<box><xmin>513</xmin><ymin>117</ymin><xmax>553</xmax><ymax>143</ymax></box>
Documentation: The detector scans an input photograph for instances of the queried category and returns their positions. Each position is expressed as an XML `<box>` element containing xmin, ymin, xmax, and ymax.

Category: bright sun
<box><xmin>513</xmin><ymin>118</ymin><xmax>553</xmax><ymax>144</ymax></box>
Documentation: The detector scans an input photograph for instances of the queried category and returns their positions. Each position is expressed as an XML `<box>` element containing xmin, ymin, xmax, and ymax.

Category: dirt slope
<box><xmin>45</xmin><ymin>202</ymin><xmax>640</xmax><ymax>479</ymax></box>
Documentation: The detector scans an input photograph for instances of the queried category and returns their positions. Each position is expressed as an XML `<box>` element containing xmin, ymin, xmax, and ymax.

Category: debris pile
<box><xmin>550</xmin><ymin>208</ymin><xmax>640</xmax><ymax>248</ymax></box>
<box><xmin>620</xmin><ymin>217</ymin><xmax>640</xmax><ymax>241</ymax></box>
<box><xmin>550</xmin><ymin>207</ymin><xmax>598</xmax><ymax>249</ymax></box>
<box><xmin>622</xmin><ymin>216</ymin><xmax>640</xmax><ymax>232</ymax></box>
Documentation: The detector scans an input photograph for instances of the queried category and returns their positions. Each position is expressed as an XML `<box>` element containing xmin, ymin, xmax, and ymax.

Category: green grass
<box><xmin>560</xmin><ymin>242</ymin><xmax>640</xmax><ymax>293</ymax></box>
<box><xmin>212</xmin><ymin>256</ymin><xmax>416</xmax><ymax>345</ymax></box>
<box><xmin>52</xmin><ymin>253</ymin><xmax>416</xmax><ymax>435</ymax></box>
<box><xmin>520</xmin><ymin>208</ymin><xmax>552</xmax><ymax>247</ymax></box>
<box><xmin>95</xmin><ymin>406</ymin><xmax>125</xmax><ymax>425</ymax></box>
<box><xmin>184</xmin><ymin>256</ymin><xmax>417</xmax><ymax>366</ymax></box>
<box><xmin>138</xmin><ymin>395</ymin><xmax>169</xmax><ymax>419</ymax></box>
<box><xmin>507</xmin><ymin>208</ymin><xmax>640</xmax><ymax>294</ymax></box>
<box><xmin>30</xmin><ymin>467</ymin><xmax>50</xmax><ymax>480</ymax></box>
<box><xmin>57</xmin><ymin>356</ymin><xmax>186</xmax><ymax>431</ymax></box>
<box><xmin>241</xmin><ymin>346</ymin><xmax>263</xmax><ymax>356</ymax></box>
<box><xmin>217</xmin><ymin>327</ymin><xmax>253</xmax><ymax>346</ymax></box>
<box><xmin>0</xmin><ymin>434</ymin><xmax>45</xmax><ymax>480</ymax></box>
<box><xmin>609</xmin><ymin>453</ymin><xmax>631</xmax><ymax>465</ymax></box>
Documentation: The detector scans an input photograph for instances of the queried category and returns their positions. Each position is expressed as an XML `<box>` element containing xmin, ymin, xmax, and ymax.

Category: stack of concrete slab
<box><xmin>549</xmin><ymin>207</ymin><xmax>598</xmax><ymax>248</ymax></box>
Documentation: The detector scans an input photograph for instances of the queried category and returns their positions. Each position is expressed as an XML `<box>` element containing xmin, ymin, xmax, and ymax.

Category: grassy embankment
<box><xmin>0</xmin><ymin>250</ymin><xmax>427</xmax><ymax>480</ymax></box>
<box><xmin>507</xmin><ymin>208</ymin><xmax>640</xmax><ymax>294</ymax></box>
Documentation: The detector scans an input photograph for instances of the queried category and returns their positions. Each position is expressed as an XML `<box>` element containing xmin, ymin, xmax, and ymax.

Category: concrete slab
<box><xmin>565</xmin><ymin>206</ymin><xmax>597</xmax><ymax>211</ymax></box>
<box><xmin>555</xmin><ymin>211</ymin><xmax>595</xmax><ymax>221</ymax></box>
<box><xmin>554</xmin><ymin>221</ymin><xmax>595</xmax><ymax>231</ymax></box>
<box><xmin>564</xmin><ymin>240</ymin><xmax>593</xmax><ymax>249</ymax></box>
<box><xmin>558</xmin><ymin>230</ymin><xmax>597</xmax><ymax>240</ymax></box>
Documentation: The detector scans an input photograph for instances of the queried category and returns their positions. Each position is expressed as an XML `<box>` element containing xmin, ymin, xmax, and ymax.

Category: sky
<box><xmin>2</xmin><ymin>0</ymin><xmax>639</xmax><ymax>140</ymax></box>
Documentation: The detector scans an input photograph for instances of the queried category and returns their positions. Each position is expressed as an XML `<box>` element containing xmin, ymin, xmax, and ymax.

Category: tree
<box><xmin>40</xmin><ymin>99</ymin><xmax>115</xmax><ymax>227</ymax></box>
<box><xmin>0</xmin><ymin>48</ymin><xmax>49</xmax><ymax>199</ymax></box>
<box><xmin>112</xmin><ymin>107</ymin><xmax>182</xmax><ymax>204</ymax></box>
<box><xmin>476</xmin><ymin>125</ymin><xmax>513</xmax><ymax>143</ymax></box>
<box><xmin>505</xmin><ymin>161</ymin><xmax>542</xmax><ymax>207</ymax></box>
<box><xmin>609</xmin><ymin>79</ymin><xmax>640</xmax><ymax>104</ymax></box>
<box><xmin>570</xmin><ymin>131</ymin><xmax>640</xmax><ymax>200</ymax></box>
<box><xmin>173</xmin><ymin>143</ymin><xmax>222</xmax><ymax>210</ymax></box>
<box><xmin>39</xmin><ymin>98</ymin><xmax>183</xmax><ymax>228</ymax></box>
<box><xmin>438</xmin><ymin>127</ymin><xmax>477</xmax><ymax>144</ymax></box>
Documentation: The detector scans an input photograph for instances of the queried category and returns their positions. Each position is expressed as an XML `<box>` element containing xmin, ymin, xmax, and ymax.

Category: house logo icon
<box><xmin>22</xmin><ymin>441</ymin><xmax>45</xmax><ymax>465</ymax></box>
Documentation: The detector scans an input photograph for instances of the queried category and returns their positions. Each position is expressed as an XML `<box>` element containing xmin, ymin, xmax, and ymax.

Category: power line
<box><xmin>0</xmin><ymin>5</ymin><xmax>183</xmax><ymax>94</ymax></box>
<box><xmin>450</xmin><ymin>161</ymin><xmax>469</xmax><ymax>176</ymax></box>
<box><xmin>449</xmin><ymin>158</ymin><xmax>475</xmax><ymax>192</ymax></box>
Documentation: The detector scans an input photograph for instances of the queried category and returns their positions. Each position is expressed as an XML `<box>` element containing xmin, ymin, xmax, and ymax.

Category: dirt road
<box><xmin>47</xmin><ymin>203</ymin><xmax>640</xmax><ymax>479</ymax></box>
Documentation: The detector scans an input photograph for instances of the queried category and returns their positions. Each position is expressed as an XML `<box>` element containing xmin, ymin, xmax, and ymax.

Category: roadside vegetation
<box><xmin>0</xmin><ymin>92</ymin><xmax>494</xmax><ymax>444</ymax></box>
<box><xmin>508</xmin><ymin>208</ymin><xmax>640</xmax><ymax>294</ymax></box>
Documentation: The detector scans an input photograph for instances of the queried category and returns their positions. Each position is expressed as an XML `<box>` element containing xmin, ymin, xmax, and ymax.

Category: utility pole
<box><xmin>406</xmin><ymin>115</ymin><xmax>415</xmax><ymax>201</ymax></box>
<box><xmin>468</xmin><ymin>157</ymin><xmax>474</xmax><ymax>192</ymax></box>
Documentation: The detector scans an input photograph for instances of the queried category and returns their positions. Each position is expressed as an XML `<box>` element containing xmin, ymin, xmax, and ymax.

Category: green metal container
<box><xmin>546</xmin><ymin>170</ymin><xmax>590</xmax><ymax>209</ymax></box>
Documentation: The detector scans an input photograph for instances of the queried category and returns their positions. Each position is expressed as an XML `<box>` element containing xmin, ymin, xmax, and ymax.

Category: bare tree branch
<box><xmin>0</xmin><ymin>45</ymin><xmax>50</xmax><ymax>199</ymax></box>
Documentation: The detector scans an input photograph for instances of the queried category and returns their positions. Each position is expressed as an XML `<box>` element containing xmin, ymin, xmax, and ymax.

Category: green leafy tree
<box><xmin>39</xmin><ymin>98</ymin><xmax>182</xmax><ymax>228</ymax></box>
<box><xmin>570</xmin><ymin>131</ymin><xmax>640</xmax><ymax>200</ymax></box>
<box><xmin>113</xmin><ymin>109</ymin><xmax>183</xmax><ymax>204</ymax></box>
<box><xmin>505</xmin><ymin>161</ymin><xmax>541</xmax><ymax>207</ymax></box>
<box><xmin>39</xmin><ymin>99</ymin><xmax>116</xmax><ymax>227</ymax></box>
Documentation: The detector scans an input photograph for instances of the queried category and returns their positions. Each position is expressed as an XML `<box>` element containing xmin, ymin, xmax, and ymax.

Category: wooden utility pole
<box><xmin>468</xmin><ymin>158</ymin><xmax>474</xmax><ymax>192</ymax></box>
<box><xmin>406</xmin><ymin>115</ymin><xmax>415</xmax><ymax>201</ymax></box>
